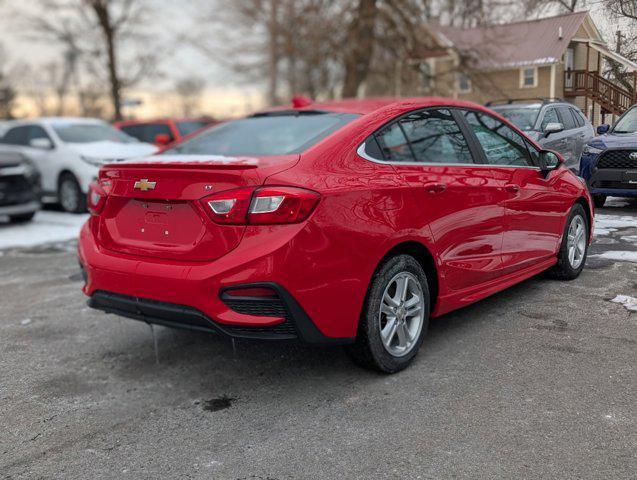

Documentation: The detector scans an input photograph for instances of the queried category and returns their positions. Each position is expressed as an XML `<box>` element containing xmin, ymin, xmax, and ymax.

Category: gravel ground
<box><xmin>1</xmin><ymin>202</ymin><xmax>636</xmax><ymax>480</ymax></box>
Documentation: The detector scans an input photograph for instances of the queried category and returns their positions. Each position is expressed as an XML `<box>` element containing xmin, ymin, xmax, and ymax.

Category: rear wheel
<box><xmin>592</xmin><ymin>194</ymin><xmax>606</xmax><ymax>209</ymax></box>
<box><xmin>346</xmin><ymin>254</ymin><xmax>430</xmax><ymax>373</ymax></box>
<box><xmin>58</xmin><ymin>174</ymin><xmax>86</xmax><ymax>213</ymax></box>
<box><xmin>546</xmin><ymin>204</ymin><xmax>589</xmax><ymax>280</ymax></box>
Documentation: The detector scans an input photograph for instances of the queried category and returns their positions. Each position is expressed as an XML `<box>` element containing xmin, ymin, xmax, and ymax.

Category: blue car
<box><xmin>580</xmin><ymin>105</ymin><xmax>637</xmax><ymax>208</ymax></box>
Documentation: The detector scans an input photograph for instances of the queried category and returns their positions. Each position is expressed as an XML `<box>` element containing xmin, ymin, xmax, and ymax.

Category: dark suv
<box><xmin>0</xmin><ymin>150</ymin><xmax>41</xmax><ymax>223</ymax></box>
<box><xmin>488</xmin><ymin>98</ymin><xmax>594</xmax><ymax>172</ymax></box>
<box><xmin>579</xmin><ymin>105</ymin><xmax>637</xmax><ymax>207</ymax></box>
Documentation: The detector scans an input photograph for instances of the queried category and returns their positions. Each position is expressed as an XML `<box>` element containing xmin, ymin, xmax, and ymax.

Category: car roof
<box><xmin>260</xmin><ymin>96</ymin><xmax>498</xmax><ymax>117</ymax></box>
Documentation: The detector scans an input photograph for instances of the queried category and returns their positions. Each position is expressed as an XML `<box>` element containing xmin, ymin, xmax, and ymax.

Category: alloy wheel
<box><xmin>567</xmin><ymin>214</ymin><xmax>586</xmax><ymax>269</ymax></box>
<box><xmin>378</xmin><ymin>272</ymin><xmax>425</xmax><ymax>357</ymax></box>
<box><xmin>60</xmin><ymin>178</ymin><xmax>79</xmax><ymax>212</ymax></box>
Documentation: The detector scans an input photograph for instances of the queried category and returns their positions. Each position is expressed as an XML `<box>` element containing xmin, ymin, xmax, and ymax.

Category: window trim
<box><xmin>519</xmin><ymin>67</ymin><xmax>538</xmax><ymax>89</ymax></box>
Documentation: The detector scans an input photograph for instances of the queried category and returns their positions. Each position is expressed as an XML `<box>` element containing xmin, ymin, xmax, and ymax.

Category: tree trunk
<box><xmin>91</xmin><ymin>2</ymin><xmax>122</xmax><ymax>120</ymax></box>
<box><xmin>342</xmin><ymin>0</ymin><xmax>378</xmax><ymax>98</ymax></box>
<box><xmin>267</xmin><ymin>0</ymin><xmax>280</xmax><ymax>106</ymax></box>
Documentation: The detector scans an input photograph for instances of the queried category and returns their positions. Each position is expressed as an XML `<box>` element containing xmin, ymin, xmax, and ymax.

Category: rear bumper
<box><xmin>78</xmin><ymin>221</ymin><xmax>355</xmax><ymax>345</ymax></box>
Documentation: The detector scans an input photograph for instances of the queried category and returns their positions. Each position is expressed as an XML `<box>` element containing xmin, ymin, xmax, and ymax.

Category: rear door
<box><xmin>375</xmin><ymin>108</ymin><xmax>504</xmax><ymax>291</ymax></box>
<box><xmin>460</xmin><ymin>109</ymin><xmax>564</xmax><ymax>272</ymax></box>
<box><xmin>555</xmin><ymin>105</ymin><xmax>579</xmax><ymax>169</ymax></box>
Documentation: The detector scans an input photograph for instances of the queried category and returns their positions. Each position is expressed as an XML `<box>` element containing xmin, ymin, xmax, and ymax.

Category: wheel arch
<box><xmin>574</xmin><ymin>196</ymin><xmax>593</xmax><ymax>243</ymax></box>
<box><xmin>376</xmin><ymin>241</ymin><xmax>440</xmax><ymax>313</ymax></box>
<box><xmin>57</xmin><ymin>169</ymin><xmax>79</xmax><ymax>188</ymax></box>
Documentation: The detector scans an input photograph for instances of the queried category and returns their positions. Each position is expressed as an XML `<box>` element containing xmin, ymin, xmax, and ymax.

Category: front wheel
<box><xmin>345</xmin><ymin>254</ymin><xmax>430</xmax><ymax>373</ymax></box>
<box><xmin>546</xmin><ymin>204</ymin><xmax>589</xmax><ymax>280</ymax></box>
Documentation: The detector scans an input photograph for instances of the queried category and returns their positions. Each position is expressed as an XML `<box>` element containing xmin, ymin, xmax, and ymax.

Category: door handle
<box><xmin>504</xmin><ymin>183</ymin><xmax>520</xmax><ymax>193</ymax></box>
<box><xmin>423</xmin><ymin>182</ymin><xmax>446</xmax><ymax>194</ymax></box>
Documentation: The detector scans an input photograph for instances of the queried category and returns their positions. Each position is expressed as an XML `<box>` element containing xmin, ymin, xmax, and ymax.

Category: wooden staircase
<box><xmin>564</xmin><ymin>70</ymin><xmax>636</xmax><ymax>116</ymax></box>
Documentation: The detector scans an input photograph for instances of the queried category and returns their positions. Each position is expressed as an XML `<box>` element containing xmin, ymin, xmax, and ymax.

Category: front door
<box><xmin>460</xmin><ymin>109</ymin><xmax>564</xmax><ymax>272</ymax></box>
<box><xmin>375</xmin><ymin>108</ymin><xmax>504</xmax><ymax>291</ymax></box>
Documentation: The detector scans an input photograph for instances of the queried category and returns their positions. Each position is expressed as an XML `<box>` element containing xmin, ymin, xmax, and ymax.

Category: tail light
<box><xmin>87</xmin><ymin>181</ymin><xmax>108</xmax><ymax>215</ymax></box>
<box><xmin>202</xmin><ymin>186</ymin><xmax>320</xmax><ymax>225</ymax></box>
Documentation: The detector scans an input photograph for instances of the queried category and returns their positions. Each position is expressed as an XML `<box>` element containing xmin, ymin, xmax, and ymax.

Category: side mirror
<box><xmin>154</xmin><ymin>133</ymin><xmax>171</xmax><ymax>146</ymax></box>
<box><xmin>29</xmin><ymin>138</ymin><xmax>53</xmax><ymax>150</ymax></box>
<box><xmin>543</xmin><ymin>122</ymin><xmax>564</xmax><ymax>137</ymax></box>
<box><xmin>539</xmin><ymin>149</ymin><xmax>563</xmax><ymax>174</ymax></box>
<box><xmin>596</xmin><ymin>124</ymin><xmax>610</xmax><ymax>135</ymax></box>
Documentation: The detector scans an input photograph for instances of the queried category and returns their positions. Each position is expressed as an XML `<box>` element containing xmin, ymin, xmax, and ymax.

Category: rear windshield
<box><xmin>492</xmin><ymin>107</ymin><xmax>540</xmax><ymax>131</ymax></box>
<box><xmin>176</xmin><ymin>121</ymin><xmax>210</xmax><ymax>137</ymax></box>
<box><xmin>164</xmin><ymin>112</ymin><xmax>359</xmax><ymax>156</ymax></box>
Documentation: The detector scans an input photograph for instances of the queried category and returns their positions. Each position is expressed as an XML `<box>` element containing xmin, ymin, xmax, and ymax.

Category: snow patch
<box><xmin>594</xmin><ymin>214</ymin><xmax>637</xmax><ymax>236</ymax></box>
<box><xmin>0</xmin><ymin>211</ymin><xmax>89</xmax><ymax>250</ymax></box>
<box><xmin>609</xmin><ymin>295</ymin><xmax>637</xmax><ymax>312</ymax></box>
<box><xmin>597</xmin><ymin>251</ymin><xmax>637</xmax><ymax>263</ymax></box>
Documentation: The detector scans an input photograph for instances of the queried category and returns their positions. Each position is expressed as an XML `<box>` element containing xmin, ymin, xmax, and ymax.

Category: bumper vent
<box><xmin>597</xmin><ymin>150</ymin><xmax>637</xmax><ymax>169</ymax></box>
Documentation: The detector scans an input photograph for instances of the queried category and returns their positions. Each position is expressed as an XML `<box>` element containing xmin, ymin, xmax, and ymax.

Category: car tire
<box><xmin>345</xmin><ymin>254</ymin><xmax>430</xmax><ymax>373</ymax></box>
<box><xmin>58</xmin><ymin>173</ymin><xmax>86</xmax><ymax>213</ymax></box>
<box><xmin>9</xmin><ymin>212</ymin><xmax>36</xmax><ymax>223</ymax></box>
<box><xmin>546</xmin><ymin>203</ymin><xmax>589</xmax><ymax>281</ymax></box>
<box><xmin>592</xmin><ymin>195</ymin><xmax>606</xmax><ymax>209</ymax></box>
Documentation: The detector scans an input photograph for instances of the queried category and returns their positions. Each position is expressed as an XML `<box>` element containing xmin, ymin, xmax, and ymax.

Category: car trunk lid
<box><xmin>96</xmin><ymin>154</ymin><xmax>298</xmax><ymax>261</ymax></box>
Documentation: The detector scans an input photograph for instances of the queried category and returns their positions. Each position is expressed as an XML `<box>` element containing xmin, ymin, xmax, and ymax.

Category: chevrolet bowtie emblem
<box><xmin>134</xmin><ymin>179</ymin><xmax>156</xmax><ymax>191</ymax></box>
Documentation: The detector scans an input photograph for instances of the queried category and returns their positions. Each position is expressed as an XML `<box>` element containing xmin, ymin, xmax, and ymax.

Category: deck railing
<box><xmin>564</xmin><ymin>70</ymin><xmax>636</xmax><ymax>115</ymax></box>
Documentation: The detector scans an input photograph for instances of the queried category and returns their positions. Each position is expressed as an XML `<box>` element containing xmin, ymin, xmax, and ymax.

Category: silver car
<box><xmin>488</xmin><ymin>99</ymin><xmax>595</xmax><ymax>172</ymax></box>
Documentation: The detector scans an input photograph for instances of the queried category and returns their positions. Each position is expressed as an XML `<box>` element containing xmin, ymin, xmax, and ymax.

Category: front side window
<box><xmin>53</xmin><ymin>123</ymin><xmax>136</xmax><ymax>144</ymax></box>
<box><xmin>166</xmin><ymin>112</ymin><xmax>359</xmax><ymax>156</ymax></box>
<box><xmin>464</xmin><ymin>110</ymin><xmax>534</xmax><ymax>167</ymax></box>
<box><xmin>400</xmin><ymin>109</ymin><xmax>473</xmax><ymax>164</ymax></box>
<box><xmin>520</xmin><ymin>67</ymin><xmax>537</xmax><ymax>88</ymax></box>
<box><xmin>613</xmin><ymin>108</ymin><xmax>637</xmax><ymax>133</ymax></box>
<box><xmin>540</xmin><ymin>108</ymin><xmax>560</xmax><ymax>131</ymax></box>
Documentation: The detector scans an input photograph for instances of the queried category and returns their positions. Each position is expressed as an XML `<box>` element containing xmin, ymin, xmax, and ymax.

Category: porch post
<box><xmin>584</xmin><ymin>43</ymin><xmax>590</xmax><ymax>115</ymax></box>
<box><xmin>633</xmin><ymin>71</ymin><xmax>637</xmax><ymax>102</ymax></box>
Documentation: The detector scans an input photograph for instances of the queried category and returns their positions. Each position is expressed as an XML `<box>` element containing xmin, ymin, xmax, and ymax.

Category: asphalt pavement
<box><xmin>1</xmin><ymin>201</ymin><xmax>635</xmax><ymax>479</ymax></box>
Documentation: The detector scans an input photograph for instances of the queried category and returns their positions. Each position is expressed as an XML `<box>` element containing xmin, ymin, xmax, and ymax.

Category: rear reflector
<box><xmin>202</xmin><ymin>186</ymin><xmax>320</xmax><ymax>225</ymax></box>
<box><xmin>224</xmin><ymin>287</ymin><xmax>278</xmax><ymax>298</ymax></box>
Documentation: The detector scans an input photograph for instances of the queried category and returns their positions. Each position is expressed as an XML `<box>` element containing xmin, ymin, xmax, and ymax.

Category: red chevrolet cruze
<box><xmin>79</xmin><ymin>97</ymin><xmax>594</xmax><ymax>373</ymax></box>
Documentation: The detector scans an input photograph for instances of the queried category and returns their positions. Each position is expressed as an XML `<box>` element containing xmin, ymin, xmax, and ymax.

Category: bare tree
<box><xmin>0</xmin><ymin>44</ymin><xmax>19</xmax><ymax>119</ymax></box>
<box><xmin>23</xmin><ymin>0</ymin><xmax>159</xmax><ymax>120</ymax></box>
<box><xmin>175</xmin><ymin>77</ymin><xmax>206</xmax><ymax>117</ymax></box>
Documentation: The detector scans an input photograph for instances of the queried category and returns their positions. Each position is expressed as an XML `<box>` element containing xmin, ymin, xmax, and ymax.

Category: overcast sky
<box><xmin>0</xmin><ymin>0</ymin><xmax>629</xmax><ymax>117</ymax></box>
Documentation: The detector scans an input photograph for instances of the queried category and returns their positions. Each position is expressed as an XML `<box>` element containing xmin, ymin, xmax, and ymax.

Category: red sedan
<box><xmin>79</xmin><ymin>97</ymin><xmax>593</xmax><ymax>373</ymax></box>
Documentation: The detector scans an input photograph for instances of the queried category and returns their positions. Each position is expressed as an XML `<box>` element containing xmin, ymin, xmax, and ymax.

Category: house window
<box><xmin>520</xmin><ymin>67</ymin><xmax>537</xmax><ymax>88</ymax></box>
<box><xmin>457</xmin><ymin>73</ymin><xmax>472</xmax><ymax>93</ymax></box>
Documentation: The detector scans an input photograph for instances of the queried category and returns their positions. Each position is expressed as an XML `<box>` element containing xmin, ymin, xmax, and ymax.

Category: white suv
<box><xmin>0</xmin><ymin>117</ymin><xmax>157</xmax><ymax>212</ymax></box>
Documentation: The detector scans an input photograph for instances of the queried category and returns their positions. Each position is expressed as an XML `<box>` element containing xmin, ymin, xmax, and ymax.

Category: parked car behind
<box><xmin>114</xmin><ymin>118</ymin><xmax>215</xmax><ymax>146</ymax></box>
<box><xmin>488</xmin><ymin>98</ymin><xmax>594</xmax><ymax>171</ymax></box>
<box><xmin>579</xmin><ymin>104</ymin><xmax>637</xmax><ymax>207</ymax></box>
<box><xmin>80</xmin><ymin>97</ymin><xmax>594</xmax><ymax>373</ymax></box>
<box><xmin>0</xmin><ymin>150</ymin><xmax>40</xmax><ymax>223</ymax></box>
<box><xmin>0</xmin><ymin>118</ymin><xmax>157</xmax><ymax>213</ymax></box>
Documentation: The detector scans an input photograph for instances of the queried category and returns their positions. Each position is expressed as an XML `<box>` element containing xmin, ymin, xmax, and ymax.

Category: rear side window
<box><xmin>557</xmin><ymin>106</ymin><xmax>576</xmax><ymax>130</ymax></box>
<box><xmin>121</xmin><ymin>124</ymin><xmax>173</xmax><ymax>144</ymax></box>
<box><xmin>464</xmin><ymin>111</ymin><xmax>534</xmax><ymax>167</ymax></box>
<box><xmin>375</xmin><ymin>123</ymin><xmax>413</xmax><ymax>162</ymax></box>
<box><xmin>365</xmin><ymin>108</ymin><xmax>474</xmax><ymax>164</ymax></box>
<box><xmin>166</xmin><ymin>112</ymin><xmax>359</xmax><ymax>156</ymax></box>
